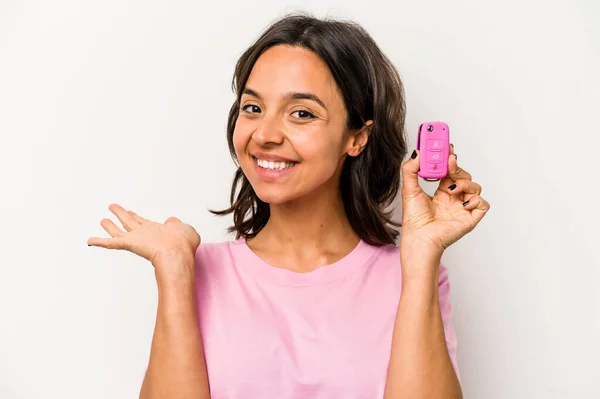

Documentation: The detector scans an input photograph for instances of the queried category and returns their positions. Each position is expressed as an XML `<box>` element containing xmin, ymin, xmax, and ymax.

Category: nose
<box><xmin>251</xmin><ymin>114</ymin><xmax>285</xmax><ymax>146</ymax></box>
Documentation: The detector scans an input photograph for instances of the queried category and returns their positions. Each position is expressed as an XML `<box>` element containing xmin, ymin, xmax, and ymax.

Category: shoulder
<box><xmin>194</xmin><ymin>240</ymin><xmax>235</xmax><ymax>265</ymax></box>
<box><xmin>375</xmin><ymin>242</ymin><xmax>401</xmax><ymax>260</ymax></box>
<box><xmin>193</xmin><ymin>240</ymin><xmax>242</xmax><ymax>286</ymax></box>
<box><xmin>194</xmin><ymin>239</ymin><xmax>243</xmax><ymax>273</ymax></box>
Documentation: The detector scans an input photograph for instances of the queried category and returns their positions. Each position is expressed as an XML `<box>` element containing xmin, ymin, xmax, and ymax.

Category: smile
<box><xmin>256</xmin><ymin>158</ymin><xmax>296</xmax><ymax>170</ymax></box>
<box><xmin>252</xmin><ymin>156</ymin><xmax>298</xmax><ymax>180</ymax></box>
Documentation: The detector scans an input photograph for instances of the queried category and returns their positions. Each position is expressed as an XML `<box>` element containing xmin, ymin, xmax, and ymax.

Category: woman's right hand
<box><xmin>87</xmin><ymin>203</ymin><xmax>201</xmax><ymax>281</ymax></box>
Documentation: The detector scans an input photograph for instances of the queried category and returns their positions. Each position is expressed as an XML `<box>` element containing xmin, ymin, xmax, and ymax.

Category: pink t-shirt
<box><xmin>194</xmin><ymin>239</ymin><xmax>459</xmax><ymax>398</ymax></box>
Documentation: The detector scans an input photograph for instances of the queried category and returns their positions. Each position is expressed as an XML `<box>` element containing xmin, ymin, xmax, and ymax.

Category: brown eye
<box><xmin>291</xmin><ymin>110</ymin><xmax>316</xmax><ymax>119</ymax></box>
<box><xmin>241</xmin><ymin>104</ymin><xmax>261</xmax><ymax>113</ymax></box>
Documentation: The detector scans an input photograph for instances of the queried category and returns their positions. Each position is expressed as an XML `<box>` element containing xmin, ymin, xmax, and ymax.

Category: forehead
<box><xmin>245</xmin><ymin>45</ymin><xmax>341</xmax><ymax>104</ymax></box>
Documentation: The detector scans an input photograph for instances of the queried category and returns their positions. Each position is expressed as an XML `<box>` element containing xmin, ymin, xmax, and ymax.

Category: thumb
<box><xmin>164</xmin><ymin>216</ymin><xmax>182</xmax><ymax>224</ymax></box>
<box><xmin>401</xmin><ymin>149</ymin><xmax>422</xmax><ymax>196</ymax></box>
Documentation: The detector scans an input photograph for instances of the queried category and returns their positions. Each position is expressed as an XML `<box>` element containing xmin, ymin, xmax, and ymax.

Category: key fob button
<box><xmin>428</xmin><ymin>139</ymin><xmax>444</xmax><ymax>151</ymax></box>
<box><xmin>427</xmin><ymin>151</ymin><xmax>443</xmax><ymax>163</ymax></box>
<box><xmin>427</xmin><ymin>162</ymin><xmax>441</xmax><ymax>172</ymax></box>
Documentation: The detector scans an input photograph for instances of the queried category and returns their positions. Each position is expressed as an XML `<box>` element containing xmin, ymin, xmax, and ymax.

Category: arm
<box><xmin>388</xmin><ymin>145</ymin><xmax>490</xmax><ymax>397</ymax></box>
<box><xmin>383</xmin><ymin>244</ymin><xmax>462</xmax><ymax>399</ymax></box>
<box><xmin>139</xmin><ymin>252</ymin><xmax>211</xmax><ymax>399</ymax></box>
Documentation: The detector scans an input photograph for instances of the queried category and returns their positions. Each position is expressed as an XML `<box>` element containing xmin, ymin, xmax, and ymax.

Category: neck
<box><xmin>255</xmin><ymin>186</ymin><xmax>359</xmax><ymax>254</ymax></box>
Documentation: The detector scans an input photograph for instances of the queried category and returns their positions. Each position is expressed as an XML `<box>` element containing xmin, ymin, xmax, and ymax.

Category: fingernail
<box><xmin>448</xmin><ymin>184</ymin><xmax>457</xmax><ymax>190</ymax></box>
<box><xmin>410</xmin><ymin>150</ymin><xmax>417</xmax><ymax>159</ymax></box>
<box><xmin>87</xmin><ymin>244</ymin><xmax>91</xmax><ymax>247</ymax></box>
<box><xmin>463</xmin><ymin>200</ymin><xmax>470</xmax><ymax>206</ymax></box>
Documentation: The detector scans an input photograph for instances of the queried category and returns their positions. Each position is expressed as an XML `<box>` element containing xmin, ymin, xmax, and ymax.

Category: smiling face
<box><xmin>233</xmin><ymin>45</ymin><xmax>369</xmax><ymax>205</ymax></box>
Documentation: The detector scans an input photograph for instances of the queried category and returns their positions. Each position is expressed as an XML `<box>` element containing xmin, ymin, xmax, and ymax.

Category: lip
<box><xmin>252</xmin><ymin>151</ymin><xmax>297</xmax><ymax>163</ymax></box>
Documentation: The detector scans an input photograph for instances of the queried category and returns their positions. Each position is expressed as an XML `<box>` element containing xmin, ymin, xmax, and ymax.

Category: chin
<box><xmin>253</xmin><ymin>186</ymin><xmax>296</xmax><ymax>205</ymax></box>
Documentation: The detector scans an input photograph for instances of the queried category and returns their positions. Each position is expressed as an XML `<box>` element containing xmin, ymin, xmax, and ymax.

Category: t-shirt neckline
<box><xmin>229</xmin><ymin>238</ymin><xmax>380</xmax><ymax>286</ymax></box>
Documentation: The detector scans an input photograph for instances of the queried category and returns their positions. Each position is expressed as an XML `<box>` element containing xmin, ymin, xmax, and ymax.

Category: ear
<box><xmin>346</xmin><ymin>120</ymin><xmax>373</xmax><ymax>157</ymax></box>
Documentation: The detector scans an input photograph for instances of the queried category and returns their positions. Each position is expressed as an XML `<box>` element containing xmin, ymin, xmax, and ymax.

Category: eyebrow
<box><xmin>242</xmin><ymin>88</ymin><xmax>328</xmax><ymax>111</ymax></box>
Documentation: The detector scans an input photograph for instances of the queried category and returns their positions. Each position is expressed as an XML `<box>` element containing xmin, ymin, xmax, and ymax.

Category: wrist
<box><xmin>400</xmin><ymin>235</ymin><xmax>443</xmax><ymax>284</ymax></box>
<box><xmin>400</xmin><ymin>235</ymin><xmax>443</xmax><ymax>263</ymax></box>
<box><xmin>153</xmin><ymin>250</ymin><xmax>196</xmax><ymax>287</ymax></box>
<box><xmin>400</xmin><ymin>232</ymin><xmax>444</xmax><ymax>256</ymax></box>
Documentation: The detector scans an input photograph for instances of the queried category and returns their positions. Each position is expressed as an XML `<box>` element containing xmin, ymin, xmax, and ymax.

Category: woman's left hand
<box><xmin>400</xmin><ymin>144</ymin><xmax>490</xmax><ymax>259</ymax></box>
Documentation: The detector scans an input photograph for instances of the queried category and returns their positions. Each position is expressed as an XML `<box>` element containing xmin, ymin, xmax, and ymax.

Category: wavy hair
<box><xmin>211</xmin><ymin>12</ymin><xmax>408</xmax><ymax>246</ymax></box>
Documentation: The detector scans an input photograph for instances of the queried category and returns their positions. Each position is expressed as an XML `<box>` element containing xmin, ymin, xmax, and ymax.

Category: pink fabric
<box><xmin>194</xmin><ymin>239</ymin><xmax>459</xmax><ymax>398</ymax></box>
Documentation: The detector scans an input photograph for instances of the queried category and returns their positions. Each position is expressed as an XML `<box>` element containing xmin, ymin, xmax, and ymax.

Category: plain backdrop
<box><xmin>1</xmin><ymin>0</ymin><xmax>598</xmax><ymax>398</ymax></box>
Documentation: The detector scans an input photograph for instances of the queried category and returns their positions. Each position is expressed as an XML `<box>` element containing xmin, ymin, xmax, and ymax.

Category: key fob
<box><xmin>416</xmin><ymin>121</ymin><xmax>450</xmax><ymax>181</ymax></box>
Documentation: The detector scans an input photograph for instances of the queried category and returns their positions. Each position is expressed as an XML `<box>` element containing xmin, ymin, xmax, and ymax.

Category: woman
<box><xmin>88</xmin><ymin>13</ymin><xmax>489</xmax><ymax>399</ymax></box>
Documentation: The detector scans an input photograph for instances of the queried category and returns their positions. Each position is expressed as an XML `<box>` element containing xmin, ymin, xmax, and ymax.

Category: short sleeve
<box><xmin>438</xmin><ymin>262</ymin><xmax>460</xmax><ymax>381</ymax></box>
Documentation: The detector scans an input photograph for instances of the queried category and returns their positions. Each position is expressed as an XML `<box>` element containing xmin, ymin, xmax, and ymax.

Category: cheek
<box><xmin>232</xmin><ymin>120</ymin><xmax>251</xmax><ymax>159</ymax></box>
<box><xmin>291</xmin><ymin>132</ymin><xmax>343</xmax><ymax>169</ymax></box>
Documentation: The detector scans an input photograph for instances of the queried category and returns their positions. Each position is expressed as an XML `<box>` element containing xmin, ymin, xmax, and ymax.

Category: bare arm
<box><xmin>139</xmin><ymin>252</ymin><xmax>210</xmax><ymax>399</ymax></box>
<box><xmin>383</xmin><ymin>244</ymin><xmax>462</xmax><ymax>399</ymax></box>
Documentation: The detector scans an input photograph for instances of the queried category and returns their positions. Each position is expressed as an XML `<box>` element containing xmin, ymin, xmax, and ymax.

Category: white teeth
<box><xmin>256</xmin><ymin>158</ymin><xmax>295</xmax><ymax>170</ymax></box>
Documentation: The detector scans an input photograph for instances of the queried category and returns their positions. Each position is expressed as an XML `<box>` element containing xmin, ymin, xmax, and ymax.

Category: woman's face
<box><xmin>233</xmin><ymin>44</ymin><xmax>368</xmax><ymax>205</ymax></box>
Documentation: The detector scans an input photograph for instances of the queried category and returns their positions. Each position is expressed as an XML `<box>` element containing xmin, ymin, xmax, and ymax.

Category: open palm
<box><xmin>87</xmin><ymin>204</ymin><xmax>201</xmax><ymax>266</ymax></box>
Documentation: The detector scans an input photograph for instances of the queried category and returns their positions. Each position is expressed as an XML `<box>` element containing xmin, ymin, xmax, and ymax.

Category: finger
<box><xmin>447</xmin><ymin>151</ymin><xmax>471</xmax><ymax>182</ymax></box>
<box><xmin>401</xmin><ymin>150</ymin><xmax>422</xmax><ymax>196</ymax></box>
<box><xmin>447</xmin><ymin>179</ymin><xmax>482</xmax><ymax>196</ymax></box>
<box><xmin>128</xmin><ymin>210</ymin><xmax>147</xmax><ymax>224</ymax></box>
<box><xmin>438</xmin><ymin>150</ymin><xmax>459</xmax><ymax>189</ymax></box>
<box><xmin>109</xmin><ymin>203</ymin><xmax>137</xmax><ymax>232</ymax></box>
<box><xmin>100</xmin><ymin>218</ymin><xmax>125</xmax><ymax>238</ymax></box>
<box><xmin>461</xmin><ymin>195</ymin><xmax>491</xmax><ymax>224</ymax></box>
<box><xmin>87</xmin><ymin>236</ymin><xmax>127</xmax><ymax>249</ymax></box>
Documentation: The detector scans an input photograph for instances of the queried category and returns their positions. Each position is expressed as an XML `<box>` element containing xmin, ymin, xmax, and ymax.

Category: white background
<box><xmin>1</xmin><ymin>0</ymin><xmax>598</xmax><ymax>398</ymax></box>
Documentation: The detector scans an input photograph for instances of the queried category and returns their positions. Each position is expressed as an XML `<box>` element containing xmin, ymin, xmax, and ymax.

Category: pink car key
<box><xmin>416</xmin><ymin>121</ymin><xmax>450</xmax><ymax>181</ymax></box>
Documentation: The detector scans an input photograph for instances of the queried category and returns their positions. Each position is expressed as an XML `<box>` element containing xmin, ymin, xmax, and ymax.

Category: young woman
<box><xmin>88</xmin><ymin>13</ymin><xmax>489</xmax><ymax>399</ymax></box>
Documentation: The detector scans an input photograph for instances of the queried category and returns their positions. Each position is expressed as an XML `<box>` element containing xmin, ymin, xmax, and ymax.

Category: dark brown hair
<box><xmin>211</xmin><ymin>12</ymin><xmax>408</xmax><ymax>246</ymax></box>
